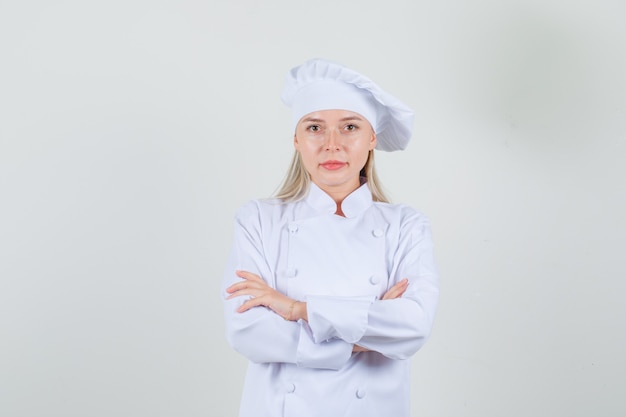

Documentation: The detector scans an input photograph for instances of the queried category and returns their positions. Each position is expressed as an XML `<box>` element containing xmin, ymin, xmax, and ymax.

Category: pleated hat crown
<box><xmin>281</xmin><ymin>58</ymin><xmax>414</xmax><ymax>152</ymax></box>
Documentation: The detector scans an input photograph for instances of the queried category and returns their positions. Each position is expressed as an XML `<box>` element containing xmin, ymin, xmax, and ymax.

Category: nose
<box><xmin>324</xmin><ymin>130</ymin><xmax>340</xmax><ymax>151</ymax></box>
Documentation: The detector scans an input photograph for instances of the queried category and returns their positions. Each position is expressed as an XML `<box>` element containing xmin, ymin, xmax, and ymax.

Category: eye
<box><xmin>345</xmin><ymin>124</ymin><xmax>358</xmax><ymax>131</ymax></box>
<box><xmin>307</xmin><ymin>124</ymin><xmax>321</xmax><ymax>132</ymax></box>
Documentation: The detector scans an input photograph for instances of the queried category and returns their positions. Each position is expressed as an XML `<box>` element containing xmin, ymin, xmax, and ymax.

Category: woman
<box><xmin>222</xmin><ymin>58</ymin><xmax>439</xmax><ymax>417</ymax></box>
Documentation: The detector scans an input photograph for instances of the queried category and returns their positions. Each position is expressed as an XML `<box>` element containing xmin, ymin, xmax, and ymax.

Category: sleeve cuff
<box><xmin>306</xmin><ymin>295</ymin><xmax>375</xmax><ymax>343</ymax></box>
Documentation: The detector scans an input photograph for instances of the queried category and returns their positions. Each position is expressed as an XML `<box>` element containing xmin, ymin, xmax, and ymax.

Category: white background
<box><xmin>1</xmin><ymin>1</ymin><xmax>625</xmax><ymax>416</ymax></box>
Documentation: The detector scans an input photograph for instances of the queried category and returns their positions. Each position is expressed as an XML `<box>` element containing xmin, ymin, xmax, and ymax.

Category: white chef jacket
<box><xmin>222</xmin><ymin>182</ymin><xmax>439</xmax><ymax>417</ymax></box>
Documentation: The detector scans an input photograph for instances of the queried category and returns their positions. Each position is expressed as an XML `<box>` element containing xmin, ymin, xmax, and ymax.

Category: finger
<box><xmin>226</xmin><ymin>286</ymin><xmax>265</xmax><ymax>300</ymax></box>
<box><xmin>227</xmin><ymin>278</ymin><xmax>267</xmax><ymax>294</ymax></box>
<box><xmin>236</xmin><ymin>293</ymin><xmax>280</xmax><ymax>313</ymax></box>
<box><xmin>382</xmin><ymin>279</ymin><xmax>409</xmax><ymax>300</ymax></box>
<box><xmin>226</xmin><ymin>289</ymin><xmax>251</xmax><ymax>300</ymax></box>
<box><xmin>382</xmin><ymin>289</ymin><xmax>399</xmax><ymax>300</ymax></box>
<box><xmin>394</xmin><ymin>279</ymin><xmax>409</xmax><ymax>295</ymax></box>
<box><xmin>235</xmin><ymin>270</ymin><xmax>264</xmax><ymax>283</ymax></box>
<box><xmin>394</xmin><ymin>278</ymin><xmax>409</xmax><ymax>291</ymax></box>
<box><xmin>382</xmin><ymin>285</ymin><xmax>402</xmax><ymax>300</ymax></box>
<box><xmin>226</xmin><ymin>283</ymin><xmax>241</xmax><ymax>294</ymax></box>
<box><xmin>226</xmin><ymin>281</ymin><xmax>252</xmax><ymax>294</ymax></box>
<box><xmin>236</xmin><ymin>297</ymin><xmax>265</xmax><ymax>313</ymax></box>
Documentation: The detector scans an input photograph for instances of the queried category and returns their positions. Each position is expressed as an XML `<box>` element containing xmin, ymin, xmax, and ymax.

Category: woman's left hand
<box><xmin>226</xmin><ymin>270</ymin><xmax>299</xmax><ymax>321</ymax></box>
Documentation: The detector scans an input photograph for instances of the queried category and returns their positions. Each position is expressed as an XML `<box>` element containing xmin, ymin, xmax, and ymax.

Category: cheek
<box><xmin>299</xmin><ymin>142</ymin><xmax>321</xmax><ymax>157</ymax></box>
<box><xmin>355</xmin><ymin>143</ymin><xmax>372</xmax><ymax>162</ymax></box>
<box><xmin>298</xmin><ymin>146</ymin><xmax>319</xmax><ymax>169</ymax></box>
<box><xmin>357</xmin><ymin>154</ymin><xmax>369</xmax><ymax>170</ymax></box>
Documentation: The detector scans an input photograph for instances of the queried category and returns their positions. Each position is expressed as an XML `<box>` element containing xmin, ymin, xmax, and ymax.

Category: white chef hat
<box><xmin>281</xmin><ymin>58</ymin><xmax>414</xmax><ymax>152</ymax></box>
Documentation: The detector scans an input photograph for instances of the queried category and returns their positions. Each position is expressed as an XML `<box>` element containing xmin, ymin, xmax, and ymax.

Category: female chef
<box><xmin>222</xmin><ymin>58</ymin><xmax>439</xmax><ymax>417</ymax></box>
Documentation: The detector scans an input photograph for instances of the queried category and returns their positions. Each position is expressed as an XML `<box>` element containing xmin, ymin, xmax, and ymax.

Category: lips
<box><xmin>320</xmin><ymin>160</ymin><xmax>347</xmax><ymax>170</ymax></box>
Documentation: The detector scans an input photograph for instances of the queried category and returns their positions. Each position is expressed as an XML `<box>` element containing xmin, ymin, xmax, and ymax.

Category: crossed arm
<box><xmin>226</xmin><ymin>270</ymin><xmax>409</xmax><ymax>352</ymax></box>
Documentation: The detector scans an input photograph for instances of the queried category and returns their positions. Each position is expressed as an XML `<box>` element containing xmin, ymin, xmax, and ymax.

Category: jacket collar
<box><xmin>304</xmin><ymin>181</ymin><xmax>373</xmax><ymax>218</ymax></box>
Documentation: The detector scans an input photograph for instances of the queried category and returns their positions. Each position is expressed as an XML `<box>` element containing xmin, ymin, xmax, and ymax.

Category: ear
<box><xmin>293</xmin><ymin>134</ymin><xmax>299</xmax><ymax>150</ymax></box>
<box><xmin>370</xmin><ymin>132</ymin><xmax>377</xmax><ymax>150</ymax></box>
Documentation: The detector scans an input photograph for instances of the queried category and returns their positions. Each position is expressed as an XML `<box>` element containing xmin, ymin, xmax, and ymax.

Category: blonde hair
<box><xmin>273</xmin><ymin>149</ymin><xmax>390</xmax><ymax>203</ymax></box>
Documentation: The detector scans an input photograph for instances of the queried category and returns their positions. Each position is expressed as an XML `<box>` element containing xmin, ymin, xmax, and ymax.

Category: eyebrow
<box><xmin>339</xmin><ymin>116</ymin><xmax>365</xmax><ymax>122</ymax></box>
<box><xmin>300</xmin><ymin>117</ymin><xmax>325</xmax><ymax>123</ymax></box>
<box><xmin>300</xmin><ymin>115</ymin><xmax>365</xmax><ymax>123</ymax></box>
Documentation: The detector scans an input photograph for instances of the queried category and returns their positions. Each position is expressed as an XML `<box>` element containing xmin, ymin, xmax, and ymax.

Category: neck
<box><xmin>334</xmin><ymin>202</ymin><xmax>346</xmax><ymax>217</ymax></box>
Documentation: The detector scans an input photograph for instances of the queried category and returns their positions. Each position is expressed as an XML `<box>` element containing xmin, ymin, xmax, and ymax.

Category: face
<box><xmin>294</xmin><ymin>109</ymin><xmax>377</xmax><ymax>200</ymax></box>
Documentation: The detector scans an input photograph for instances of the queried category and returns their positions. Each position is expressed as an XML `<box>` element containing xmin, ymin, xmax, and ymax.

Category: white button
<box><xmin>286</xmin><ymin>268</ymin><xmax>298</xmax><ymax>278</ymax></box>
<box><xmin>286</xmin><ymin>383</ymin><xmax>296</xmax><ymax>393</ymax></box>
<box><xmin>356</xmin><ymin>388</ymin><xmax>366</xmax><ymax>399</ymax></box>
<box><xmin>288</xmin><ymin>223</ymin><xmax>298</xmax><ymax>233</ymax></box>
<box><xmin>369</xmin><ymin>276</ymin><xmax>380</xmax><ymax>285</ymax></box>
<box><xmin>372</xmin><ymin>228</ymin><xmax>383</xmax><ymax>237</ymax></box>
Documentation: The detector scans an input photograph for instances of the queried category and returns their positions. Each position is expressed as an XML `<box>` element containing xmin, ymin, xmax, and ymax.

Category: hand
<box><xmin>226</xmin><ymin>270</ymin><xmax>301</xmax><ymax>321</ymax></box>
<box><xmin>381</xmin><ymin>278</ymin><xmax>409</xmax><ymax>300</ymax></box>
<box><xmin>353</xmin><ymin>278</ymin><xmax>409</xmax><ymax>353</ymax></box>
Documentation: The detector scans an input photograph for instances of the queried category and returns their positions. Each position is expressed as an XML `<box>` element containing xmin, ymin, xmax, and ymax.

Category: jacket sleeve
<box><xmin>306</xmin><ymin>211</ymin><xmax>439</xmax><ymax>360</ymax></box>
<box><xmin>222</xmin><ymin>201</ymin><xmax>353</xmax><ymax>370</ymax></box>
